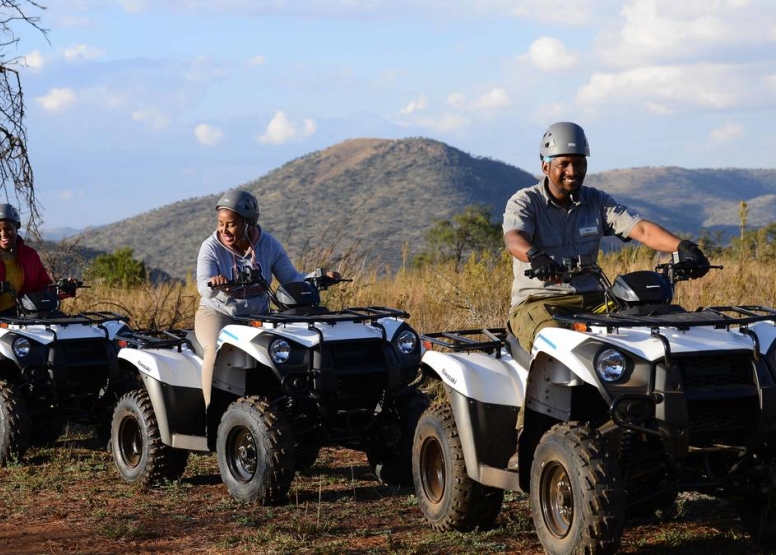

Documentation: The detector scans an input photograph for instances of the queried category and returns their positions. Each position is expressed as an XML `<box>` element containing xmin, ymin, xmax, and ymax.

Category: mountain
<box><xmin>584</xmin><ymin>167</ymin><xmax>776</xmax><ymax>231</ymax></box>
<box><xmin>41</xmin><ymin>226</ymin><xmax>83</xmax><ymax>241</ymax></box>
<box><xmin>66</xmin><ymin>138</ymin><xmax>776</xmax><ymax>280</ymax></box>
<box><xmin>69</xmin><ymin>138</ymin><xmax>536</xmax><ymax>279</ymax></box>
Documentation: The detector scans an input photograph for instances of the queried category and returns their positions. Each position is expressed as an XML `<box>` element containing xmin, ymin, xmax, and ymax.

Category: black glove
<box><xmin>528</xmin><ymin>248</ymin><xmax>562</xmax><ymax>281</ymax></box>
<box><xmin>677</xmin><ymin>240</ymin><xmax>710</xmax><ymax>278</ymax></box>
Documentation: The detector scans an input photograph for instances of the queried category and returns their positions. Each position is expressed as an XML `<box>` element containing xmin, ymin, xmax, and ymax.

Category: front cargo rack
<box><xmin>233</xmin><ymin>306</ymin><xmax>409</xmax><ymax>326</ymax></box>
<box><xmin>552</xmin><ymin>305</ymin><xmax>776</xmax><ymax>331</ymax></box>
<box><xmin>0</xmin><ymin>311</ymin><xmax>129</xmax><ymax>327</ymax></box>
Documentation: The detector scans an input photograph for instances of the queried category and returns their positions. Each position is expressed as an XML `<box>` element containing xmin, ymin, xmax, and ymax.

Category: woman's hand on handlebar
<box><xmin>207</xmin><ymin>274</ymin><xmax>231</xmax><ymax>289</ymax></box>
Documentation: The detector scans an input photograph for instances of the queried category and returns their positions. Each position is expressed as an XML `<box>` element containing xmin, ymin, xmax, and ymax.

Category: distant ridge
<box><xmin>70</xmin><ymin>138</ymin><xmax>536</xmax><ymax>279</ymax></box>
<box><xmin>66</xmin><ymin>138</ymin><xmax>776</xmax><ymax>280</ymax></box>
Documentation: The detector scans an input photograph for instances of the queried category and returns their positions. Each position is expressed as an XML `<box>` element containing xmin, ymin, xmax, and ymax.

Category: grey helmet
<box><xmin>215</xmin><ymin>190</ymin><xmax>260</xmax><ymax>226</ymax></box>
<box><xmin>0</xmin><ymin>203</ymin><xmax>21</xmax><ymax>227</ymax></box>
<box><xmin>539</xmin><ymin>122</ymin><xmax>590</xmax><ymax>160</ymax></box>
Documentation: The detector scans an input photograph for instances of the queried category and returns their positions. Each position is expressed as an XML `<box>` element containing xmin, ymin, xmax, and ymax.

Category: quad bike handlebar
<box><xmin>524</xmin><ymin>253</ymin><xmax>722</xmax><ymax>285</ymax></box>
<box><xmin>206</xmin><ymin>266</ymin><xmax>351</xmax><ymax>291</ymax></box>
<box><xmin>304</xmin><ymin>267</ymin><xmax>352</xmax><ymax>291</ymax></box>
<box><xmin>0</xmin><ymin>277</ymin><xmax>86</xmax><ymax>299</ymax></box>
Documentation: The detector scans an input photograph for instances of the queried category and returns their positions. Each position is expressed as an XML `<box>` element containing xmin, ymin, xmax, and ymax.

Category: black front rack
<box><xmin>117</xmin><ymin>329</ymin><xmax>191</xmax><ymax>350</ymax></box>
<box><xmin>421</xmin><ymin>328</ymin><xmax>507</xmax><ymax>354</ymax></box>
<box><xmin>233</xmin><ymin>306</ymin><xmax>409</xmax><ymax>326</ymax></box>
<box><xmin>0</xmin><ymin>311</ymin><xmax>129</xmax><ymax>327</ymax></box>
<box><xmin>552</xmin><ymin>305</ymin><xmax>776</xmax><ymax>331</ymax></box>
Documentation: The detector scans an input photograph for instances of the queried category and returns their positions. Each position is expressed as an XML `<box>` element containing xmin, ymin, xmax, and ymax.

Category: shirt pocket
<box><xmin>537</xmin><ymin>230</ymin><xmax>563</xmax><ymax>249</ymax></box>
<box><xmin>574</xmin><ymin>221</ymin><xmax>601</xmax><ymax>255</ymax></box>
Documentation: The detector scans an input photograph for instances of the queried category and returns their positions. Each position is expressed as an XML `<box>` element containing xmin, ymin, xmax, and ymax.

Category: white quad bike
<box><xmin>412</xmin><ymin>255</ymin><xmax>776</xmax><ymax>555</ymax></box>
<box><xmin>110</xmin><ymin>267</ymin><xmax>428</xmax><ymax>504</ymax></box>
<box><xmin>0</xmin><ymin>279</ymin><xmax>133</xmax><ymax>465</ymax></box>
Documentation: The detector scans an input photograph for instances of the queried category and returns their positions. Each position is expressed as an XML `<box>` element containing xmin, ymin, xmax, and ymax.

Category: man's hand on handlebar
<box><xmin>527</xmin><ymin>249</ymin><xmax>563</xmax><ymax>282</ymax></box>
<box><xmin>677</xmin><ymin>240</ymin><xmax>710</xmax><ymax>279</ymax></box>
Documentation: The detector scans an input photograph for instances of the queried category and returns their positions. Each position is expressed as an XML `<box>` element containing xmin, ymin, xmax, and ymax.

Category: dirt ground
<box><xmin>0</xmin><ymin>432</ymin><xmax>772</xmax><ymax>555</ymax></box>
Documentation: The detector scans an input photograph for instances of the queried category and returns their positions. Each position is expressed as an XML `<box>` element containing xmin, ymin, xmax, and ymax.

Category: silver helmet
<box><xmin>215</xmin><ymin>190</ymin><xmax>260</xmax><ymax>226</ymax></box>
<box><xmin>539</xmin><ymin>122</ymin><xmax>590</xmax><ymax>160</ymax></box>
<box><xmin>0</xmin><ymin>203</ymin><xmax>21</xmax><ymax>227</ymax></box>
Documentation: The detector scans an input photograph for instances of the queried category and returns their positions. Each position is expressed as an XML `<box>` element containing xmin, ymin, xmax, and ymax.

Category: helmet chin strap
<box><xmin>547</xmin><ymin>178</ymin><xmax>580</xmax><ymax>205</ymax></box>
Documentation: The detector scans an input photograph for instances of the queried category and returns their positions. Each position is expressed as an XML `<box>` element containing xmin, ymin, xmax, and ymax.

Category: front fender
<box><xmin>118</xmin><ymin>347</ymin><xmax>202</xmax><ymax>389</ymax></box>
<box><xmin>421</xmin><ymin>350</ymin><xmax>524</xmax><ymax>407</ymax></box>
<box><xmin>217</xmin><ymin>324</ymin><xmax>273</xmax><ymax>368</ymax></box>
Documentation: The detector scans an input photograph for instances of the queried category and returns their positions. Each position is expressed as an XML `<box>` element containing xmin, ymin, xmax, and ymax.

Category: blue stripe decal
<box><xmin>536</xmin><ymin>334</ymin><xmax>556</xmax><ymax>350</ymax></box>
<box><xmin>219</xmin><ymin>329</ymin><xmax>239</xmax><ymax>345</ymax></box>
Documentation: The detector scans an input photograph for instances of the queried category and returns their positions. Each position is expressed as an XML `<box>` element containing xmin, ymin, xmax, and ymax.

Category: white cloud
<box><xmin>23</xmin><ymin>50</ymin><xmax>45</xmax><ymax>69</ymax></box>
<box><xmin>303</xmin><ymin>118</ymin><xmax>317</xmax><ymax>136</ymax></box>
<box><xmin>184</xmin><ymin>56</ymin><xmax>225</xmax><ymax>83</ymax></box>
<box><xmin>36</xmin><ymin>88</ymin><xmax>77</xmax><ymax>112</ymax></box>
<box><xmin>258</xmin><ymin>111</ymin><xmax>298</xmax><ymax>144</ymax></box>
<box><xmin>533</xmin><ymin>102</ymin><xmax>569</xmax><ymax>123</ymax></box>
<box><xmin>131</xmin><ymin>108</ymin><xmax>171</xmax><ymax>130</ymax></box>
<box><xmin>522</xmin><ymin>37</ymin><xmax>578</xmax><ymax>72</ymax></box>
<box><xmin>55</xmin><ymin>15</ymin><xmax>96</xmax><ymax>28</ymax></box>
<box><xmin>510</xmin><ymin>0</ymin><xmax>598</xmax><ymax>24</ymax></box>
<box><xmin>411</xmin><ymin>113</ymin><xmax>471</xmax><ymax>133</ymax></box>
<box><xmin>248</xmin><ymin>55</ymin><xmax>266</xmax><ymax>66</ymax></box>
<box><xmin>710</xmin><ymin>122</ymin><xmax>744</xmax><ymax>142</ymax></box>
<box><xmin>447</xmin><ymin>92</ymin><xmax>466</xmax><ymax>107</ymax></box>
<box><xmin>194</xmin><ymin>123</ymin><xmax>224</xmax><ymax>146</ymax></box>
<box><xmin>119</xmin><ymin>0</ymin><xmax>151</xmax><ymax>13</ymax></box>
<box><xmin>61</xmin><ymin>43</ymin><xmax>105</xmax><ymax>62</ymax></box>
<box><xmin>399</xmin><ymin>94</ymin><xmax>428</xmax><ymax>115</ymax></box>
<box><xmin>598</xmin><ymin>0</ymin><xmax>774</xmax><ymax>66</ymax></box>
<box><xmin>472</xmin><ymin>87</ymin><xmax>510</xmax><ymax>110</ymax></box>
<box><xmin>576</xmin><ymin>64</ymin><xmax>746</xmax><ymax>111</ymax></box>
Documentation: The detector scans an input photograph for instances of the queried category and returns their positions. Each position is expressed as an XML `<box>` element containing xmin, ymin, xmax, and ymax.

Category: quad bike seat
<box><xmin>185</xmin><ymin>330</ymin><xmax>205</xmax><ymax>358</ymax></box>
<box><xmin>504</xmin><ymin>333</ymin><xmax>531</xmax><ymax>369</ymax></box>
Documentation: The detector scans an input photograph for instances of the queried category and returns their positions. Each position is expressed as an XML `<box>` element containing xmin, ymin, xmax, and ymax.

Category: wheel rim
<box><xmin>117</xmin><ymin>414</ymin><xmax>143</xmax><ymax>468</ymax></box>
<box><xmin>226</xmin><ymin>426</ymin><xmax>258</xmax><ymax>483</ymax></box>
<box><xmin>419</xmin><ymin>435</ymin><xmax>446</xmax><ymax>504</ymax></box>
<box><xmin>540</xmin><ymin>460</ymin><xmax>574</xmax><ymax>538</ymax></box>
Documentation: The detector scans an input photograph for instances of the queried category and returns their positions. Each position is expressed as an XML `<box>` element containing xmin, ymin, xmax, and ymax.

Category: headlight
<box><xmin>269</xmin><ymin>338</ymin><xmax>291</xmax><ymax>364</ymax></box>
<box><xmin>595</xmin><ymin>348</ymin><xmax>627</xmax><ymax>382</ymax></box>
<box><xmin>396</xmin><ymin>330</ymin><xmax>418</xmax><ymax>355</ymax></box>
<box><xmin>13</xmin><ymin>337</ymin><xmax>31</xmax><ymax>358</ymax></box>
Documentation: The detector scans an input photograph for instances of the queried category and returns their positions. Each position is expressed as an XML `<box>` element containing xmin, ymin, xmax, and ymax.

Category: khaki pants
<box><xmin>195</xmin><ymin>305</ymin><xmax>238</xmax><ymax>407</ymax></box>
<box><xmin>509</xmin><ymin>292</ymin><xmax>603</xmax><ymax>429</ymax></box>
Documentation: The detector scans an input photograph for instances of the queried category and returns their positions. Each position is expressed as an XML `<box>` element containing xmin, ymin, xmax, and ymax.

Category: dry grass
<box><xmin>65</xmin><ymin>248</ymin><xmax>776</xmax><ymax>333</ymax></box>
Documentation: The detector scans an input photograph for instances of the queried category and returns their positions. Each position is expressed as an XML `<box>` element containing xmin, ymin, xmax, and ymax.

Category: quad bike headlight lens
<box><xmin>269</xmin><ymin>338</ymin><xmax>291</xmax><ymax>364</ymax></box>
<box><xmin>13</xmin><ymin>337</ymin><xmax>31</xmax><ymax>358</ymax></box>
<box><xmin>396</xmin><ymin>330</ymin><xmax>418</xmax><ymax>355</ymax></box>
<box><xmin>595</xmin><ymin>348</ymin><xmax>627</xmax><ymax>382</ymax></box>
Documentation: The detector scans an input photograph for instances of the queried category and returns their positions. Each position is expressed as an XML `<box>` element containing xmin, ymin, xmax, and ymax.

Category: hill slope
<box><xmin>74</xmin><ymin>138</ymin><xmax>536</xmax><ymax>279</ymax></box>
<box><xmin>71</xmin><ymin>138</ymin><xmax>776</xmax><ymax>280</ymax></box>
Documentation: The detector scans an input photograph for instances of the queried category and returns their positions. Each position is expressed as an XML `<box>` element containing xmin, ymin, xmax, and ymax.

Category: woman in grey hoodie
<box><xmin>195</xmin><ymin>190</ymin><xmax>317</xmax><ymax>406</ymax></box>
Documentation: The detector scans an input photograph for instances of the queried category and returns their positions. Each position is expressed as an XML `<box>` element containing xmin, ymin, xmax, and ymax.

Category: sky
<box><xmin>8</xmin><ymin>0</ymin><xmax>776</xmax><ymax>230</ymax></box>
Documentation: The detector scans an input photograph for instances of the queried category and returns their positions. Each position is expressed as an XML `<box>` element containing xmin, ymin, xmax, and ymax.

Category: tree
<box><xmin>414</xmin><ymin>204</ymin><xmax>503</xmax><ymax>270</ymax></box>
<box><xmin>0</xmin><ymin>1</ymin><xmax>47</xmax><ymax>235</ymax></box>
<box><xmin>86</xmin><ymin>247</ymin><xmax>147</xmax><ymax>288</ymax></box>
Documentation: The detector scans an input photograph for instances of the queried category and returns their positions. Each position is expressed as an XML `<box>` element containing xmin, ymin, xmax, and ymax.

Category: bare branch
<box><xmin>0</xmin><ymin>1</ymin><xmax>48</xmax><ymax>237</ymax></box>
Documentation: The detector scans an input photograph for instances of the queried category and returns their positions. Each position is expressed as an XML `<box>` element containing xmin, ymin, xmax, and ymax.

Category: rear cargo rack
<box><xmin>421</xmin><ymin>328</ymin><xmax>507</xmax><ymax>355</ymax></box>
<box><xmin>117</xmin><ymin>329</ymin><xmax>191</xmax><ymax>350</ymax></box>
<box><xmin>233</xmin><ymin>306</ymin><xmax>409</xmax><ymax>326</ymax></box>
